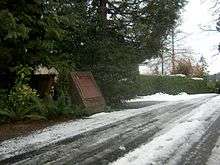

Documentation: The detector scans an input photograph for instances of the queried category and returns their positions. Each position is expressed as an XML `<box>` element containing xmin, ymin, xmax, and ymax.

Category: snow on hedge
<box><xmin>127</xmin><ymin>92</ymin><xmax>211</xmax><ymax>102</ymax></box>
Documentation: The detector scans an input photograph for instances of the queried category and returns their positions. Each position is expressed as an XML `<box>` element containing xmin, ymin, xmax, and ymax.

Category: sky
<box><xmin>180</xmin><ymin>0</ymin><xmax>220</xmax><ymax>74</ymax></box>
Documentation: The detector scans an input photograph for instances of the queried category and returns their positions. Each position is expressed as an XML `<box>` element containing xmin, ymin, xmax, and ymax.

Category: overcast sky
<box><xmin>181</xmin><ymin>0</ymin><xmax>220</xmax><ymax>74</ymax></box>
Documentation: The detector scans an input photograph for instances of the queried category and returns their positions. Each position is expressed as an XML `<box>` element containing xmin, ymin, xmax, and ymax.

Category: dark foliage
<box><xmin>0</xmin><ymin>0</ymin><xmax>187</xmax><ymax>122</ymax></box>
<box><xmin>137</xmin><ymin>75</ymin><xmax>214</xmax><ymax>96</ymax></box>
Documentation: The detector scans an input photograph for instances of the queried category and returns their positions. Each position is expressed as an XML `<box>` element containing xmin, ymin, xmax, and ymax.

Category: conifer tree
<box><xmin>0</xmin><ymin>0</ymin><xmax>187</xmax><ymax>103</ymax></box>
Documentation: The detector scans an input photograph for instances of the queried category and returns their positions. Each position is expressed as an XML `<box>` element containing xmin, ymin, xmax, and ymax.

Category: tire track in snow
<box><xmin>0</xmin><ymin>95</ymin><xmax>217</xmax><ymax>165</ymax></box>
<box><xmin>179</xmin><ymin>112</ymin><xmax>220</xmax><ymax>165</ymax></box>
<box><xmin>111</xmin><ymin>95</ymin><xmax>220</xmax><ymax>165</ymax></box>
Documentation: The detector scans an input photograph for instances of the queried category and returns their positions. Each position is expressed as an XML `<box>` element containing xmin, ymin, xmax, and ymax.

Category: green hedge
<box><xmin>137</xmin><ymin>75</ymin><xmax>214</xmax><ymax>96</ymax></box>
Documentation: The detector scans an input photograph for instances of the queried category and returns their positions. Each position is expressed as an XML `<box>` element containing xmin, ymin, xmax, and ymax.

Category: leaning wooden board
<box><xmin>69</xmin><ymin>72</ymin><xmax>106</xmax><ymax>114</ymax></box>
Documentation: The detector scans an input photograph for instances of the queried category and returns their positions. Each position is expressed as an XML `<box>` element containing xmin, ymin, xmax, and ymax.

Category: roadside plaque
<box><xmin>70</xmin><ymin>72</ymin><xmax>106</xmax><ymax>114</ymax></box>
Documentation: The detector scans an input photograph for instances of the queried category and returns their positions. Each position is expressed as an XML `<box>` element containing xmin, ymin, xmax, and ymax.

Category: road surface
<box><xmin>1</xmin><ymin>94</ymin><xmax>220</xmax><ymax>165</ymax></box>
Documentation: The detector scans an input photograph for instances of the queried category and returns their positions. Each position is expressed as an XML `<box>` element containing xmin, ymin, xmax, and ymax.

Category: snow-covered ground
<box><xmin>0</xmin><ymin>93</ymin><xmax>219</xmax><ymax>164</ymax></box>
<box><xmin>0</xmin><ymin>101</ymin><xmax>176</xmax><ymax>160</ymax></box>
<box><xmin>112</xmin><ymin>95</ymin><xmax>220</xmax><ymax>165</ymax></box>
<box><xmin>207</xmin><ymin>137</ymin><xmax>220</xmax><ymax>165</ymax></box>
<box><xmin>127</xmin><ymin>92</ymin><xmax>210</xmax><ymax>102</ymax></box>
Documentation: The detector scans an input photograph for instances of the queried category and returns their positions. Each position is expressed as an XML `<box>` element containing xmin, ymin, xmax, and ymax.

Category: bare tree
<box><xmin>162</xmin><ymin>25</ymin><xmax>192</xmax><ymax>74</ymax></box>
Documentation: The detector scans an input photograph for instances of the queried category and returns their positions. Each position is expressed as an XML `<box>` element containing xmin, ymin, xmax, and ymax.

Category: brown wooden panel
<box><xmin>77</xmin><ymin>75</ymin><xmax>101</xmax><ymax>98</ymax></box>
<box><xmin>70</xmin><ymin>72</ymin><xmax>106</xmax><ymax>113</ymax></box>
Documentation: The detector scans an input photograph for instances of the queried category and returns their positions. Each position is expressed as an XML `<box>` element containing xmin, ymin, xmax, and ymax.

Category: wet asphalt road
<box><xmin>0</xmin><ymin>95</ymin><xmax>219</xmax><ymax>165</ymax></box>
<box><xmin>180</xmin><ymin>111</ymin><xmax>220</xmax><ymax>165</ymax></box>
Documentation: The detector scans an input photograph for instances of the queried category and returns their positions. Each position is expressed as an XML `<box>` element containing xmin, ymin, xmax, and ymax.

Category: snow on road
<box><xmin>207</xmin><ymin>137</ymin><xmax>220</xmax><ymax>165</ymax></box>
<box><xmin>0</xmin><ymin>93</ymin><xmax>218</xmax><ymax>163</ymax></box>
<box><xmin>0</xmin><ymin>100</ymin><xmax>175</xmax><ymax>160</ymax></box>
<box><xmin>111</xmin><ymin>95</ymin><xmax>220</xmax><ymax>165</ymax></box>
<box><xmin>127</xmin><ymin>92</ymin><xmax>210</xmax><ymax>102</ymax></box>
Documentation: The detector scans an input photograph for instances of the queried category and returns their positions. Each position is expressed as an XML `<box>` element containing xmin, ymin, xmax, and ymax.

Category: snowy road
<box><xmin>1</xmin><ymin>94</ymin><xmax>220</xmax><ymax>165</ymax></box>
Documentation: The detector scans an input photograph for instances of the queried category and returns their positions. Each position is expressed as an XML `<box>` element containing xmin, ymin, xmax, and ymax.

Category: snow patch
<box><xmin>127</xmin><ymin>93</ymin><xmax>210</xmax><ymax>102</ymax></box>
<box><xmin>90</xmin><ymin>112</ymin><xmax>109</xmax><ymax>118</ymax></box>
<box><xmin>169</xmin><ymin>74</ymin><xmax>186</xmax><ymax>77</ymax></box>
<box><xmin>191</xmin><ymin>77</ymin><xmax>203</xmax><ymax>80</ymax></box>
<box><xmin>119</xmin><ymin>146</ymin><xmax>126</xmax><ymax>151</ymax></box>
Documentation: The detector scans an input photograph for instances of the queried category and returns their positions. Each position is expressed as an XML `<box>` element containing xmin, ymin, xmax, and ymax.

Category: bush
<box><xmin>172</xmin><ymin>58</ymin><xmax>193</xmax><ymax>76</ymax></box>
<box><xmin>36</xmin><ymin>93</ymin><xmax>89</xmax><ymax>119</ymax></box>
<box><xmin>0</xmin><ymin>88</ymin><xmax>88</xmax><ymax>123</ymax></box>
<box><xmin>207</xmin><ymin>82</ymin><xmax>216</xmax><ymax>91</ymax></box>
<box><xmin>97</xmin><ymin>74</ymin><xmax>214</xmax><ymax>106</ymax></box>
<box><xmin>96</xmin><ymin>73</ymin><xmax>141</xmax><ymax>105</ymax></box>
<box><xmin>0</xmin><ymin>89</ymin><xmax>8</xmax><ymax>122</ymax></box>
<box><xmin>0</xmin><ymin>66</ymin><xmax>46</xmax><ymax>122</ymax></box>
<box><xmin>208</xmin><ymin>81</ymin><xmax>220</xmax><ymax>93</ymax></box>
<box><xmin>0</xmin><ymin>65</ymin><xmax>88</xmax><ymax>123</ymax></box>
<box><xmin>137</xmin><ymin>75</ymin><xmax>214</xmax><ymax>96</ymax></box>
<box><xmin>1</xmin><ymin>84</ymin><xmax>45</xmax><ymax>121</ymax></box>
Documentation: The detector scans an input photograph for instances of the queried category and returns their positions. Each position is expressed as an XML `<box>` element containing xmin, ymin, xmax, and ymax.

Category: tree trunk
<box><xmin>99</xmin><ymin>0</ymin><xmax>107</xmax><ymax>19</ymax></box>
<box><xmin>161</xmin><ymin>54</ymin><xmax>164</xmax><ymax>75</ymax></box>
<box><xmin>171</xmin><ymin>28</ymin><xmax>175</xmax><ymax>73</ymax></box>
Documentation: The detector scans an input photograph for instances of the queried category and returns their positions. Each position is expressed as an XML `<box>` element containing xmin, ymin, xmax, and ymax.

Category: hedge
<box><xmin>137</xmin><ymin>75</ymin><xmax>214</xmax><ymax>96</ymax></box>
